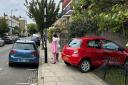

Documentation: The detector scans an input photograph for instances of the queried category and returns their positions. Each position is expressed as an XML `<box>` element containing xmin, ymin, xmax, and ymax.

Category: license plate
<box><xmin>23</xmin><ymin>60</ymin><xmax>28</xmax><ymax>62</ymax></box>
<box><xmin>22</xmin><ymin>59</ymin><xmax>28</xmax><ymax>62</ymax></box>
<box><xmin>64</xmin><ymin>56</ymin><xmax>69</xmax><ymax>61</ymax></box>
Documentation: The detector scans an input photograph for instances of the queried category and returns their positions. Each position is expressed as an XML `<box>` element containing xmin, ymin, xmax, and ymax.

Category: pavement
<box><xmin>38</xmin><ymin>43</ymin><xmax>108</xmax><ymax>85</ymax></box>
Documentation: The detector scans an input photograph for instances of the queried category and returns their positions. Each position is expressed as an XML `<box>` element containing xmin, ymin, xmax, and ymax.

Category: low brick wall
<box><xmin>100</xmin><ymin>30</ymin><xmax>127</xmax><ymax>47</ymax></box>
<box><xmin>60</xmin><ymin>31</ymin><xmax>69</xmax><ymax>52</ymax></box>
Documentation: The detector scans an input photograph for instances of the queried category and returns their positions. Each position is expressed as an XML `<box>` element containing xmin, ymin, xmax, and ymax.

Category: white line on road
<box><xmin>30</xmin><ymin>83</ymin><xmax>37</xmax><ymax>85</ymax></box>
<box><xmin>26</xmin><ymin>69</ymin><xmax>37</xmax><ymax>71</ymax></box>
<box><xmin>16</xmin><ymin>83</ymin><xmax>30</xmax><ymax>85</ymax></box>
<box><xmin>0</xmin><ymin>68</ymin><xmax>3</xmax><ymax>71</ymax></box>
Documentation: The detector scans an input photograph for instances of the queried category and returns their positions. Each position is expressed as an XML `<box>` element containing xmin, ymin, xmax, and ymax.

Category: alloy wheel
<box><xmin>79</xmin><ymin>59</ymin><xmax>91</xmax><ymax>73</ymax></box>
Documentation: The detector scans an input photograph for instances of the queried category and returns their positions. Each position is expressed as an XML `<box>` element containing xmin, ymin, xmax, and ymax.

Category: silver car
<box><xmin>0</xmin><ymin>38</ymin><xmax>4</xmax><ymax>47</ymax></box>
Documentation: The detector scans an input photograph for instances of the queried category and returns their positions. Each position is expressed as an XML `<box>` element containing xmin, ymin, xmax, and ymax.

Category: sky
<box><xmin>0</xmin><ymin>0</ymin><xmax>60</xmax><ymax>24</ymax></box>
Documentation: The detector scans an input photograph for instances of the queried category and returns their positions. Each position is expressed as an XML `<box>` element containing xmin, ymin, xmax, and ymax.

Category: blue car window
<box><xmin>13</xmin><ymin>43</ymin><xmax>36</xmax><ymax>50</ymax></box>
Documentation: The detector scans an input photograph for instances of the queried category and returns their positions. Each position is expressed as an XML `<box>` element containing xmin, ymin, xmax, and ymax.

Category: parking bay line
<box><xmin>26</xmin><ymin>69</ymin><xmax>37</xmax><ymax>71</ymax></box>
<box><xmin>0</xmin><ymin>68</ymin><xmax>2</xmax><ymax>71</ymax></box>
<box><xmin>16</xmin><ymin>83</ymin><xmax>30</xmax><ymax>85</ymax></box>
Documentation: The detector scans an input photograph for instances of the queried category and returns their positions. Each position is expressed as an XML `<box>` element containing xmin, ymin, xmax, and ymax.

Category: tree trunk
<box><xmin>40</xmin><ymin>32</ymin><xmax>45</xmax><ymax>49</ymax></box>
<box><xmin>122</xmin><ymin>22</ymin><xmax>126</xmax><ymax>38</ymax></box>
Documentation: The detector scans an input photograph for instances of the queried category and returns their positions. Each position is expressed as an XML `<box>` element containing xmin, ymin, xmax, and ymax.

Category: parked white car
<box><xmin>0</xmin><ymin>38</ymin><xmax>4</xmax><ymax>47</ymax></box>
<box><xmin>32</xmin><ymin>34</ymin><xmax>40</xmax><ymax>38</ymax></box>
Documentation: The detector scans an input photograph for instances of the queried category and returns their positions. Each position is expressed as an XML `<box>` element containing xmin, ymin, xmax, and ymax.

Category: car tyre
<box><xmin>33</xmin><ymin>64</ymin><xmax>39</xmax><ymax>68</ymax></box>
<box><xmin>64</xmin><ymin>61</ymin><xmax>71</xmax><ymax>66</ymax></box>
<box><xmin>79</xmin><ymin>59</ymin><xmax>91</xmax><ymax>73</ymax></box>
<box><xmin>124</xmin><ymin>59</ymin><xmax>128</xmax><ymax>67</ymax></box>
<box><xmin>9</xmin><ymin>62</ymin><xmax>14</xmax><ymax>67</ymax></box>
<box><xmin>2</xmin><ymin>43</ymin><xmax>5</xmax><ymax>46</ymax></box>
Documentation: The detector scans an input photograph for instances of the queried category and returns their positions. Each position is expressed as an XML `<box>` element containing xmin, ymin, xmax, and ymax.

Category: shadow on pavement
<box><xmin>9</xmin><ymin>64</ymin><xmax>38</xmax><ymax>69</ymax></box>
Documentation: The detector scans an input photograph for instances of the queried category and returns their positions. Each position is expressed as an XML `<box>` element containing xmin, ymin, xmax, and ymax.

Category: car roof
<box><xmin>75</xmin><ymin>36</ymin><xmax>106</xmax><ymax>41</ymax></box>
<box><xmin>16</xmin><ymin>40</ymin><xmax>35</xmax><ymax>44</ymax></box>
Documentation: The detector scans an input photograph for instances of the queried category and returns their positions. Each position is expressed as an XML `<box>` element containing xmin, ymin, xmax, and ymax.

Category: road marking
<box><xmin>0</xmin><ymin>49</ymin><xmax>10</xmax><ymax>54</ymax></box>
<box><xmin>0</xmin><ymin>54</ymin><xmax>6</xmax><ymax>57</ymax></box>
<box><xmin>0</xmin><ymin>68</ymin><xmax>3</xmax><ymax>71</ymax></box>
<box><xmin>26</xmin><ymin>69</ymin><xmax>37</xmax><ymax>71</ymax></box>
<box><xmin>30</xmin><ymin>83</ymin><xmax>37</xmax><ymax>85</ymax></box>
<box><xmin>16</xmin><ymin>83</ymin><xmax>30</xmax><ymax>85</ymax></box>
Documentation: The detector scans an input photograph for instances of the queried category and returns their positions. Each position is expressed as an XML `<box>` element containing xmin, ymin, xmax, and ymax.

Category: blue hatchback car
<box><xmin>9</xmin><ymin>40</ymin><xmax>39</xmax><ymax>67</ymax></box>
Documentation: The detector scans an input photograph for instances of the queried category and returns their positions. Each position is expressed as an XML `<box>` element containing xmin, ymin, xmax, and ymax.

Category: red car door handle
<box><xmin>103</xmin><ymin>50</ymin><xmax>112</xmax><ymax>53</ymax></box>
<box><xmin>103</xmin><ymin>52</ymin><xmax>108</xmax><ymax>54</ymax></box>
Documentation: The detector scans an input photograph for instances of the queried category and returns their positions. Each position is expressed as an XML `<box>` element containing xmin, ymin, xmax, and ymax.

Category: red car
<box><xmin>61</xmin><ymin>37</ymin><xmax>128</xmax><ymax>72</ymax></box>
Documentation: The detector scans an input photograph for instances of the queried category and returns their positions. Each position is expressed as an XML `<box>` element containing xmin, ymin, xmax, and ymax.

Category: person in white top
<box><xmin>51</xmin><ymin>34</ymin><xmax>60</xmax><ymax>64</ymax></box>
<box><xmin>126</xmin><ymin>43</ymin><xmax>128</xmax><ymax>47</ymax></box>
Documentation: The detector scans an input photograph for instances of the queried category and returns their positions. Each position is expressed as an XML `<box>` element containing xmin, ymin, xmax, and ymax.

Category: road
<box><xmin>0</xmin><ymin>37</ymin><xmax>38</xmax><ymax>85</ymax></box>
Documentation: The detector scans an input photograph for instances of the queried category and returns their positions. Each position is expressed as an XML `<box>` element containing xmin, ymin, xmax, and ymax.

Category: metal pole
<box><xmin>125</xmin><ymin>69</ymin><xmax>127</xmax><ymax>85</ymax></box>
<box><xmin>44</xmin><ymin>0</ymin><xmax>48</xmax><ymax>63</ymax></box>
<box><xmin>11</xmin><ymin>10</ymin><xmax>13</xmax><ymax>35</ymax></box>
<box><xmin>10</xmin><ymin>9</ymin><xmax>17</xmax><ymax>35</ymax></box>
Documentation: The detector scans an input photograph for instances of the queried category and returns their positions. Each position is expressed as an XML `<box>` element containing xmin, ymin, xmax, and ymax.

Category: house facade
<box><xmin>0</xmin><ymin>15</ymin><xmax>27</xmax><ymax>36</ymax></box>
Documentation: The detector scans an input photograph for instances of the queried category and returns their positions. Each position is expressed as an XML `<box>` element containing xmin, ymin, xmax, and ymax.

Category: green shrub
<box><xmin>48</xmin><ymin>27</ymin><xmax>63</xmax><ymax>43</ymax></box>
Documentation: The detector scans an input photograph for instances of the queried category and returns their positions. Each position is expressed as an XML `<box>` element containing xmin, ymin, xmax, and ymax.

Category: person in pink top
<box><xmin>51</xmin><ymin>34</ymin><xmax>60</xmax><ymax>64</ymax></box>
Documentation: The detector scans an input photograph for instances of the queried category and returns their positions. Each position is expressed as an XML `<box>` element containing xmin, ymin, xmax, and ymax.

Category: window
<box><xmin>13</xmin><ymin>43</ymin><xmax>36</xmax><ymax>50</ymax></box>
<box><xmin>88</xmin><ymin>40</ymin><xmax>101</xmax><ymax>48</ymax></box>
<box><xmin>102</xmin><ymin>40</ymin><xmax>119</xmax><ymax>50</ymax></box>
<box><xmin>68</xmin><ymin>39</ymin><xmax>82</xmax><ymax>48</ymax></box>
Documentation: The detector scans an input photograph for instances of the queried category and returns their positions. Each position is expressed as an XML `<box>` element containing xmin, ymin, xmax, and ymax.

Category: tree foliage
<box><xmin>27</xmin><ymin>23</ymin><xmax>38</xmax><ymax>35</ymax></box>
<box><xmin>0</xmin><ymin>18</ymin><xmax>9</xmax><ymax>36</ymax></box>
<box><xmin>48</xmin><ymin>27</ymin><xmax>63</xmax><ymax>43</ymax></box>
<box><xmin>24</xmin><ymin>0</ymin><xmax>60</xmax><ymax>33</ymax></box>
<box><xmin>13</xmin><ymin>26</ymin><xmax>21</xmax><ymax>35</ymax></box>
<box><xmin>68</xmin><ymin>0</ymin><xmax>128</xmax><ymax>38</ymax></box>
<box><xmin>24</xmin><ymin>0</ymin><xmax>60</xmax><ymax>48</ymax></box>
<box><xmin>69</xmin><ymin>11</ymin><xmax>98</xmax><ymax>38</ymax></box>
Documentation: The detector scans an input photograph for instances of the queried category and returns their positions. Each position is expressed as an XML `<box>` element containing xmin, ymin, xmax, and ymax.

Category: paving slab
<box><xmin>38</xmin><ymin>43</ymin><xmax>108</xmax><ymax>85</ymax></box>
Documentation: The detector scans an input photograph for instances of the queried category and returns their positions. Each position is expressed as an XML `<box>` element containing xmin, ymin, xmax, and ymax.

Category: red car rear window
<box><xmin>68</xmin><ymin>39</ymin><xmax>82</xmax><ymax>48</ymax></box>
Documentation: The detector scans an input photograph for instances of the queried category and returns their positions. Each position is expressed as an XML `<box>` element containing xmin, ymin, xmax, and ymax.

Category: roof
<box><xmin>16</xmin><ymin>40</ymin><xmax>35</xmax><ymax>43</ymax></box>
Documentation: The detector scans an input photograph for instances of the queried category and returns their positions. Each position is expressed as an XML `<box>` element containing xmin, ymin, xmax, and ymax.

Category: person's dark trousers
<box><xmin>56</xmin><ymin>53</ymin><xmax>59</xmax><ymax>61</ymax></box>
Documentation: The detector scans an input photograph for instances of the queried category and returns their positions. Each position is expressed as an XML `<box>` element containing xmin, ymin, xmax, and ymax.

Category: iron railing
<box><xmin>93</xmin><ymin>57</ymin><xmax>128</xmax><ymax>85</ymax></box>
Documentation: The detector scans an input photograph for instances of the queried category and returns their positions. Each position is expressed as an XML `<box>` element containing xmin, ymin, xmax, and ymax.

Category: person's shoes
<box><xmin>51</xmin><ymin>62</ymin><xmax>56</xmax><ymax>64</ymax></box>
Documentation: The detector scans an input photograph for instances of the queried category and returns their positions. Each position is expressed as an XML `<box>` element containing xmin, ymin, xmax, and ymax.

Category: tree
<box><xmin>48</xmin><ymin>27</ymin><xmax>63</xmax><ymax>43</ymax></box>
<box><xmin>27</xmin><ymin>23</ymin><xmax>38</xmax><ymax>35</ymax></box>
<box><xmin>83</xmin><ymin>0</ymin><xmax>128</xmax><ymax>36</ymax></box>
<box><xmin>68</xmin><ymin>0</ymin><xmax>99</xmax><ymax>38</ymax></box>
<box><xmin>13</xmin><ymin>26</ymin><xmax>21</xmax><ymax>35</ymax></box>
<box><xmin>68</xmin><ymin>0</ymin><xmax>128</xmax><ymax>38</ymax></box>
<box><xmin>0</xmin><ymin>18</ymin><xmax>9</xmax><ymax>36</ymax></box>
<box><xmin>24</xmin><ymin>0</ymin><xmax>60</xmax><ymax>48</ymax></box>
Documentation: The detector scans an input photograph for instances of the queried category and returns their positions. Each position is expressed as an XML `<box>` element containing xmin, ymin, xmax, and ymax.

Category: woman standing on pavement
<box><xmin>51</xmin><ymin>34</ymin><xmax>60</xmax><ymax>64</ymax></box>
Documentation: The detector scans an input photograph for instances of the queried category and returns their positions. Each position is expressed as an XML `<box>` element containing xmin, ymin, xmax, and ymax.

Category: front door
<box><xmin>102</xmin><ymin>40</ymin><xmax>126</xmax><ymax>65</ymax></box>
<box><xmin>86</xmin><ymin>39</ymin><xmax>105</xmax><ymax>66</ymax></box>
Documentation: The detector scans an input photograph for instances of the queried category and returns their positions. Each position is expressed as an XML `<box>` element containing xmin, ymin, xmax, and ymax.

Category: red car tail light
<box><xmin>10</xmin><ymin>50</ymin><xmax>16</xmax><ymax>54</ymax></box>
<box><xmin>73</xmin><ymin>50</ymin><xmax>79</xmax><ymax>54</ymax></box>
<box><xmin>32</xmin><ymin>51</ymin><xmax>38</xmax><ymax>57</ymax></box>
